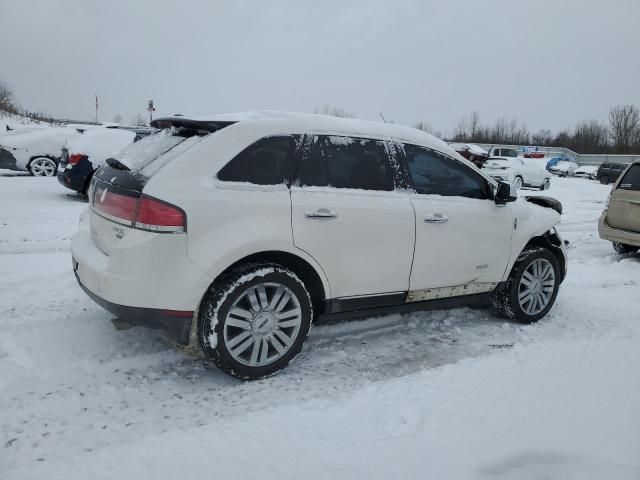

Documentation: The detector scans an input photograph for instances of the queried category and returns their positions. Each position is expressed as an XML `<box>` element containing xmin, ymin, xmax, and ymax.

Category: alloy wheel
<box><xmin>30</xmin><ymin>158</ymin><xmax>57</xmax><ymax>176</ymax></box>
<box><xmin>223</xmin><ymin>282</ymin><xmax>302</xmax><ymax>367</ymax></box>
<box><xmin>518</xmin><ymin>258</ymin><xmax>556</xmax><ymax>315</ymax></box>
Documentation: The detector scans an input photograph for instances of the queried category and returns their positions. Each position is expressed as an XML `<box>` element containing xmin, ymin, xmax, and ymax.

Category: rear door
<box><xmin>607</xmin><ymin>164</ymin><xmax>640</xmax><ymax>233</ymax></box>
<box><xmin>401</xmin><ymin>143</ymin><xmax>513</xmax><ymax>292</ymax></box>
<box><xmin>290</xmin><ymin>135</ymin><xmax>414</xmax><ymax>299</ymax></box>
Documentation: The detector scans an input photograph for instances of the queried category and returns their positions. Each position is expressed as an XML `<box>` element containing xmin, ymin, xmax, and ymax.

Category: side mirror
<box><xmin>495</xmin><ymin>181</ymin><xmax>517</xmax><ymax>205</ymax></box>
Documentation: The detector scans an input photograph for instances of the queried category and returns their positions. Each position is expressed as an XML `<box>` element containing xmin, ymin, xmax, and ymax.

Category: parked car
<box><xmin>548</xmin><ymin>159</ymin><xmax>579</xmax><ymax>177</ymax></box>
<box><xmin>449</xmin><ymin>143</ymin><xmax>488</xmax><ymax>168</ymax></box>
<box><xmin>0</xmin><ymin>127</ymin><xmax>86</xmax><ymax>176</ymax></box>
<box><xmin>546</xmin><ymin>156</ymin><xmax>572</xmax><ymax>170</ymax></box>
<box><xmin>574</xmin><ymin>165</ymin><xmax>598</xmax><ymax>179</ymax></box>
<box><xmin>596</xmin><ymin>162</ymin><xmax>628</xmax><ymax>185</ymax></box>
<box><xmin>488</xmin><ymin>147</ymin><xmax>519</xmax><ymax>158</ymax></box>
<box><xmin>72</xmin><ymin>111</ymin><xmax>567</xmax><ymax>379</ymax></box>
<box><xmin>598</xmin><ymin>161</ymin><xmax>640</xmax><ymax>254</ymax></box>
<box><xmin>57</xmin><ymin>126</ymin><xmax>153</xmax><ymax>194</ymax></box>
<box><xmin>482</xmin><ymin>156</ymin><xmax>551</xmax><ymax>190</ymax></box>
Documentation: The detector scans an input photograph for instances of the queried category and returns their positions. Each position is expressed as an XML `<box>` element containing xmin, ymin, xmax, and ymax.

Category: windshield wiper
<box><xmin>106</xmin><ymin>157</ymin><xmax>130</xmax><ymax>171</ymax></box>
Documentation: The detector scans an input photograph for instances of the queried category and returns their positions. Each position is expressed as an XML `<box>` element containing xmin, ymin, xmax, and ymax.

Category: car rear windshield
<box><xmin>110</xmin><ymin>128</ymin><xmax>202</xmax><ymax>175</ymax></box>
<box><xmin>618</xmin><ymin>165</ymin><xmax>640</xmax><ymax>191</ymax></box>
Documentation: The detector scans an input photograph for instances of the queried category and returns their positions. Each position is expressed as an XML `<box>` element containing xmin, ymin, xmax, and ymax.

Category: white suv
<box><xmin>72</xmin><ymin>111</ymin><xmax>568</xmax><ymax>379</ymax></box>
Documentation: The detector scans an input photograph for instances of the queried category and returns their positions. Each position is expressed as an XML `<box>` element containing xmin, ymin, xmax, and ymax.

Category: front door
<box><xmin>401</xmin><ymin>144</ymin><xmax>514</xmax><ymax>293</ymax></box>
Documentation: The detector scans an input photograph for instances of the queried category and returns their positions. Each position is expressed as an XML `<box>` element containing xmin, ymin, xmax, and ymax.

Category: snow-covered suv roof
<box><xmin>151</xmin><ymin>110</ymin><xmax>453</xmax><ymax>156</ymax></box>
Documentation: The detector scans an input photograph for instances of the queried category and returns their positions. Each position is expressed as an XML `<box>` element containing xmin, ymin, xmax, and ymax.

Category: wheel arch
<box><xmin>207</xmin><ymin>250</ymin><xmax>328</xmax><ymax>317</ymax></box>
<box><xmin>521</xmin><ymin>231</ymin><xmax>566</xmax><ymax>282</ymax></box>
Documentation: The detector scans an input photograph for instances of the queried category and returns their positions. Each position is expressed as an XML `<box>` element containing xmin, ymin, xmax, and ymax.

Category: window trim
<box><xmin>399</xmin><ymin>143</ymin><xmax>494</xmax><ymax>200</ymax></box>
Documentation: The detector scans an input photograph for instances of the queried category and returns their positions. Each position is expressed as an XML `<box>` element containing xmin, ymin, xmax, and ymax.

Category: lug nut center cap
<box><xmin>253</xmin><ymin>311</ymin><xmax>276</xmax><ymax>335</ymax></box>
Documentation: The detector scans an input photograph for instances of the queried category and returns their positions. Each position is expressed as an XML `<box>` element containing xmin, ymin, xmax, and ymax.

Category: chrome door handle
<box><xmin>424</xmin><ymin>213</ymin><xmax>448</xmax><ymax>224</ymax></box>
<box><xmin>305</xmin><ymin>208</ymin><xmax>338</xmax><ymax>219</ymax></box>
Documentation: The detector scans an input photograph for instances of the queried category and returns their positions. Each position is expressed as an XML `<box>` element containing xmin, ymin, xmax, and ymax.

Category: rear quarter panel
<box><xmin>141</xmin><ymin>125</ymin><xmax>332</xmax><ymax>299</ymax></box>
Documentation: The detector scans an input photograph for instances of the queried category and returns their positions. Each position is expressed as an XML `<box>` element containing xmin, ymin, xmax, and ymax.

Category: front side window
<box><xmin>217</xmin><ymin>135</ymin><xmax>299</xmax><ymax>185</ymax></box>
<box><xmin>297</xmin><ymin>136</ymin><xmax>394</xmax><ymax>191</ymax></box>
<box><xmin>403</xmin><ymin>144</ymin><xmax>489</xmax><ymax>199</ymax></box>
<box><xmin>618</xmin><ymin>165</ymin><xmax>640</xmax><ymax>191</ymax></box>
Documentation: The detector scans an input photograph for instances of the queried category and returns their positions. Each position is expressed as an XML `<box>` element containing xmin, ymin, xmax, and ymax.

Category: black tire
<box><xmin>198</xmin><ymin>263</ymin><xmax>313</xmax><ymax>380</ymax></box>
<box><xmin>599</xmin><ymin>175</ymin><xmax>609</xmax><ymax>185</ymax></box>
<box><xmin>539</xmin><ymin>179</ymin><xmax>550</xmax><ymax>191</ymax></box>
<box><xmin>492</xmin><ymin>247</ymin><xmax>561</xmax><ymax>324</ymax></box>
<box><xmin>612</xmin><ymin>242</ymin><xmax>639</xmax><ymax>254</ymax></box>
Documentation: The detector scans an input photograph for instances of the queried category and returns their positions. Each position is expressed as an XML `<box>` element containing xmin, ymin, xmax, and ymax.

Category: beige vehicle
<box><xmin>599</xmin><ymin>161</ymin><xmax>640</xmax><ymax>254</ymax></box>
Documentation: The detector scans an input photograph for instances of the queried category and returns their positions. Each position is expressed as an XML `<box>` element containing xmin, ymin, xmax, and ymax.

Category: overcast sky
<box><xmin>1</xmin><ymin>0</ymin><xmax>639</xmax><ymax>135</ymax></box>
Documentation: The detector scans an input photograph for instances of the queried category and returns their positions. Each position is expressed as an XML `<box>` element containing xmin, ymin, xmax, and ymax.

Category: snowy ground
<box><xmin>1</xmin><ymin>172</ymin><xmax>639</xmax><ymax>479</ymax></box>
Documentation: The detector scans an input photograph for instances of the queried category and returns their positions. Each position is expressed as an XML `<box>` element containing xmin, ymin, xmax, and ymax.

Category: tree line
<box><xmin>441</xmin><ymin>105</ymin><xmax>640</xmax><ymax>155</ymax></box>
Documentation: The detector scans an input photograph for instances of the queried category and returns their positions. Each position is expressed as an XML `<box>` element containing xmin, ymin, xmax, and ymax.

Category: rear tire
<box><xmin>539</xmin><ymin>179</ymin><xmax>550</xmax><ymax>191</ymax></box>
<box><xmin>599</xmin><ymin>175</ymin><xmax>609</xmax><ymax>185</ymax></box>
<box><xmin>198</xmin><ymin>263</ymin><xmax>313</xmax><ymax>380</ymax></box>
<box><xmin>612</xmin><ymin>242</ymin><xmax>639</xmax><ymax>255</ymax></box>
<box><xmin>493</xmin><ymin>247</ymin><xmax>560</xmax><ymax>324</ymax></box>
<box><xmin>28</xmin><ymin>157</ymin><xmax>57</xmax><ymax>176</ymax></box>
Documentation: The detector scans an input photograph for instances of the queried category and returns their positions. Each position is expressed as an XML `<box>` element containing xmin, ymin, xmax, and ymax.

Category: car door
<box><xmin>606</xmin><ymin>164</ymin><xmax>640</xmax><ymax>233</ymax></box>
<box><xmin>290</xmin><ymin>135</ymin><xmax>414</xmax><ymax>300</ymax></box>
<box><xmin>400</xmin><ymin>143</ymin><xmax>514</xmax><ymax>295</ymax></box>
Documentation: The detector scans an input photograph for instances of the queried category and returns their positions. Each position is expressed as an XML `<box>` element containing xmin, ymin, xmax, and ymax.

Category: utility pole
<box><xmin>95</xmin><ymin>94</ymin><xmax>99</xmax><ymax>124</ymax></box>
<box><xmin>147</xmin><ymin>100</ymin><xmax>155</xmax><ymax>124</ymax></box>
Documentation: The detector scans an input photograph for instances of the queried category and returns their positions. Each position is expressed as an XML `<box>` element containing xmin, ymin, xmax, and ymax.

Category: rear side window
<box><xmin>618</xmin><ymin>165</ymin><xmax>640</xmax><ymax>190</ymax></box>
<box><xmin>297</xmin><ymin>136</ymin><xmax>394</xmax><ymax>191</ymax></box>
<box><xmin>404</xmin><ymin>144</ymin><xmax>489</xmax><ymax>199</ymax></box>
<box><xmin>217</xmin><ymin>135</ymin><xmax>299</xmax><ymax>185</ymax></box>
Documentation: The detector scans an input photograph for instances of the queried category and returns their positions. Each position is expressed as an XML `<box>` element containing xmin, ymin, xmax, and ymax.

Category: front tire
<box><xmin>600</xmin><ymin>175</ymin><xmax>609</xmax><ymax>185</ymax></box>
<box><xmin>612</xmin><ymin>242</ymin><xmax>639</xmax><ymax>255</ymax></box>
<box><xmin>29</xmin><ymin>157</ymin><xmax>57</xmax><ymax>176</ymax></box>
<box><xmin>493</xmin><ymin>247</ymin><xmax>560</xmax><ymax>324</ymax></box>
<box><xmin>198</xmin><ymin>264</ymin><xmax>313</xmax><ymax>380</ymax></box>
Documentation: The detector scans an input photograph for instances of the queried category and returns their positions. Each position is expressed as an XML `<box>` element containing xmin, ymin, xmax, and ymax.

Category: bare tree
<box><xmin>0</xmin><ymin>80</ymin><xmax>17</xmax><ymax>113</ymax></box>
<box><xmin>532</xmin><ymin>129</ymin><xmax>553</xmax><ymax>146</ymax></box>
<box><xmin>313</xmin><ymin>105</ymin><xmax>355</xmax><ymax>118</ymax></box>
<box><xmin>112</xmin><ymin>113</ymin><xmax>123</xmax><ymax>124</ymax></box>
<box><xmin>572</xmin><ymin>120</ymin><xmax>609</xmax><ymax>153</ymax></box>
<box><xmin>414</xmin><ymin>121</ymin><xmax>442</xmax><ymax>138</ymax></box>
<box><xmin>609</xmin><ymin>105</ymin><xmax>640</xmax><ymax>154</ymax></box>
<box><xmin>131</xmin><ymin>113</ymin><xmax>147</xmax><ymax>126</ymax></box>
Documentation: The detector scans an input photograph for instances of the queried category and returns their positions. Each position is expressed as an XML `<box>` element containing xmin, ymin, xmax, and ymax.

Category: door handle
<box><xmin>424</xmin><ymin>213</ymin><xmax>448</xmax><ymax>224</ymax></box>
<box><xmin>305</xmin><ymin>208</ymin><xmax>338</xmax><ymax>219</ymax></box>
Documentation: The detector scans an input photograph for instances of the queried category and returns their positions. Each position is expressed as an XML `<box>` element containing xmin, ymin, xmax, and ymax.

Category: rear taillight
<box><xmin>92</xmin><ymin>184</ymin><xmax>185</xmax><ymax>233</ymax></box>
<box><xmin>68</xmin><ymin>153</ymin><xmax>88</xmax><ymax>165</ymax></box>
<box><xmin>93</xmin><ymin>184</ymin><xmax>137</xmax><ymax>224</ymax></box>
<box><xmin>134</xmin><ymin>196</ymin><xmax>185</xmax><ymax>233</ymax></box>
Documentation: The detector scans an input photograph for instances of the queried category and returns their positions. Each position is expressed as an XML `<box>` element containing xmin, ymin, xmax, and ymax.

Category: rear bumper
<box><xmin>71</xmin><ymin>214</ymin><xmax>214</xmax><ymax>342</ymax></box>
<box><xmin>598</xmin><ymin>212</ymin><xmax>640</xmax><ymax>247</ymax></box>
<box><xmin>74</xmin><ymin>265</ymin><xmax>192</xmax><ymax>344</ymax></box>
<box><xmin>57</xmin><ymin>158</ymin><xmax>94</xmax><ymax>193</ymax></box>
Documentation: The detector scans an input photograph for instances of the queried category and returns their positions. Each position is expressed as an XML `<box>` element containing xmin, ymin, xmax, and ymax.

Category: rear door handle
<box><xmin>305</xmin><ymin>208</ymin><xmax>338</xmax><ymax>219</ymax></box>
<box><xmin>424</xmin><ymin>213</ymin><xmax>448</xmax><ymax>224</ymax></box>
